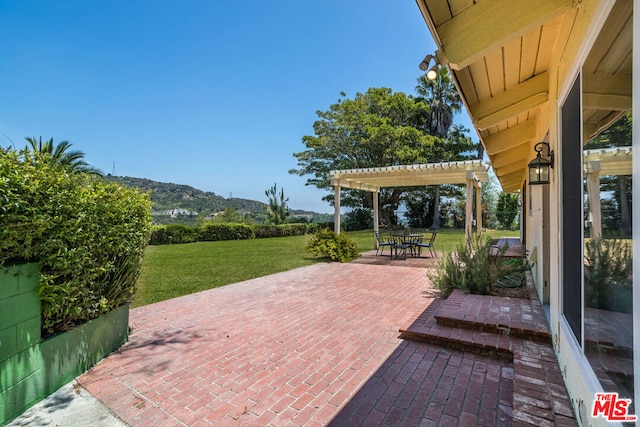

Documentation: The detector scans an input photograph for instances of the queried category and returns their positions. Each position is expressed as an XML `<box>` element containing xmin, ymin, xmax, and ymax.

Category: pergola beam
<box><xmin>330</xmin><ymin>160</ymin><xmax>491</xmax><ymax>239</ymax></box>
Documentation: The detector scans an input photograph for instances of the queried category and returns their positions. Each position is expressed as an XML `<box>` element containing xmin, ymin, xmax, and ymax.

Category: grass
<box><xmin>133</xmin><ymin>228</ymin><xmax>520</xmax><ymax>307</ymax></box>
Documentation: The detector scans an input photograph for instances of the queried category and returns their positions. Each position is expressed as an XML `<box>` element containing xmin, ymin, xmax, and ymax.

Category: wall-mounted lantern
<box><xmin>528</xmin><ymin>142</ymin><xmax>554</xmax><ymax>185</ymax></box>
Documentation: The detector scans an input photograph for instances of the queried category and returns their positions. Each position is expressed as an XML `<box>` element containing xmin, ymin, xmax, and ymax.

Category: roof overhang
<box><xmin>330</xmin><ymin>160</ymin><xmax>490</xmax><ymax>192</ymax></box>
<box><xmin>416</xmin><ymin>0</ymin><xmax>632</xmax><ymax>193</ymax></box>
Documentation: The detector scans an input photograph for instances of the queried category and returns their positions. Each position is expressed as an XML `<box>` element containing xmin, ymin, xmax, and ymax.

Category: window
<box><xmin>560</xmin><ymin>0</ymin><xmax>634</xmax><ymax>402</ymax></box>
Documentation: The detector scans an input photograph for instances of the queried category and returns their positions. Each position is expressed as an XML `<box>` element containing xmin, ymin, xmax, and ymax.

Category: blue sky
<box><xmin>0</xmin><ymin>1</ymin><xmax>474</xmax><ymax>213</ymax></box>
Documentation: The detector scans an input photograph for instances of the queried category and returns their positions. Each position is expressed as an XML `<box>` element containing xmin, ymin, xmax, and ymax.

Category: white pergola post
<box><xmin>586</xmin><ymin>161</ymin><xmax>602</xmax><ymax>239</ymax></box>
<box><xmin>475</xmin><ymin>182</ymin><xmax>482</xmax><ymax>238</ymax></box>
<box><xmin>465</xmin><ymin>171</ymin><xmax>474</xmax><ymax>245</ymax></box>
<box><xmin>334</xmin><ymin>185</ymin><xmax>341</xmax><ymax>234</ymax></box>
<box><xmin>373</xmin><ymin>191</ymin><xmax>379</xmax><ymax>249</ymax></box>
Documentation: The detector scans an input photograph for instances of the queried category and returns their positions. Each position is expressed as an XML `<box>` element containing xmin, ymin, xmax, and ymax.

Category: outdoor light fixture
<box><xmin>426</xmin><ymin>64</ymin><xmax>439</xmax><ymax>80</ymax></box>
<box><xmin>528</xmin><ymin>142</ymin><xmax>554</xmax><ymax>185</ymax></box>
<box><xmin>419</xmin><ymin>54</ymin><xmax>439</xmax><ymax>80</ymax></box>
<box><xmin>419</xmin><ymin>54</ymin><xmax>433</xmax><ymax>71</ymax></box>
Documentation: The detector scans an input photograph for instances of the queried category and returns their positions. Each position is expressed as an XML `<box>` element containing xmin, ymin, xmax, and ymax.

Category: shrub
<box><xmin>0</xmin><ymin>150</ymin><xmax>151</xmax><ymax>334</ymax></box>
<box><xmin>429</xmin><ymin>237</ymin><xmax>505</xmax><ymax>297</ymax></box>
<box><xmin>584</xmin><ymin>237</ymin><xmax>632</xmax><ymax>313</ymax></box>
<box><xmin>149</xmin><ymin>224</ymin><xmax>200</xmax><ymax>245</ymax></box>
<box><xmin>306</xmin><ymin>229</ymin><xmax>360</xmax><ymax>262</ymax></box>
<box><xmin>199</xmin><ymin>223</ymin><xmax>254</xmax><ymax>241</ymax></box>
<box><xmin>254</xmin><ymin>223</ymin><xmax>318</xmax><ymax>239</ymax></box>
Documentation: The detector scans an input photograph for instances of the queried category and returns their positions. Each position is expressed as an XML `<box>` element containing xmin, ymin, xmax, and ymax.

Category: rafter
<box><xmin>483</xmin><ymin>121</ymin><xmax>538</xmax><ymax>155</ymax></box>
<box><xmin>490</xmin><ymin>144</ymin><xmax>531</xmax><ymax>169</ymax></box>
<box><xmin>436</xmin><ymin>0</ymin><xmax>573</xmax><ymax>70</ymax></box>
<box><xmin>471</xmin><ymin>72</ymin><xmax>549</xmax><ymax>130</ymax></box>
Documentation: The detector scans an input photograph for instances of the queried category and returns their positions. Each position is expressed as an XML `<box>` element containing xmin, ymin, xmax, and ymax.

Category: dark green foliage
<box><xmin>306</xmin><ymin>229</ymin><xmax>360</xmax><ymax>263</ymax></box>
<box><xmin>148</xmin><ymin>222</ymin><xmax>317</xmax><ymax>245</ymax></box>
<box><xmin>254</xmin><ymin>223</ymin><xmax>318</xmax><ymax>238</ymax></box>
<box><xmin>343</xmin><ymin>208</ymin><xmax>373</xmax><ymax>231</ymax></box>
<box><xmin>148</xmin><ymin>224</ymin><xmax>201</xmax><ymax>245</ymax></box>
<box><xmin>0</xmin><ymin>149</ymin><xmax>151</xmax><ymax>335</ymax></box>
<box><xmin>263</xmin><ymin>183</ymin><xmax>290</xmax><ymax>225</ymax></box>
<box><xmin>200</xmin><ymin>223</ymin><xmax>255</xmax><ymax>241</ymax></box>
<box><xmin>584</xmin><ymin>237</ymin><xmax>632</xmax><ymax>313</ymax></box>
<box><xmin>496</xmin><ymin>193</ymin><xmax>519</xmax><ymax>230</ymax></box>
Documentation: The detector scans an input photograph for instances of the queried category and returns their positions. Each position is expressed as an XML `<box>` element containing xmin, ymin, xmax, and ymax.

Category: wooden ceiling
<box><xmin>416</xmin><ymin>0</ymin><xmax>632</xmax><ymax>193</ymax></box>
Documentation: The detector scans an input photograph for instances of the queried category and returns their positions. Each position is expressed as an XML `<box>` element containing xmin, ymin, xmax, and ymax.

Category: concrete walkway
<box><xmin>67</xmin><ymin>253</ymin><xmax>517</xmax><ymax>426</ymax></box>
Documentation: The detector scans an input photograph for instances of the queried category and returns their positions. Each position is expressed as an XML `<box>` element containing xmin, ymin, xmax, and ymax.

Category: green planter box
<box><xmin>0</xmin><ymin>263</ymin><xmax>130</xmax><ymax>425</ymax></box>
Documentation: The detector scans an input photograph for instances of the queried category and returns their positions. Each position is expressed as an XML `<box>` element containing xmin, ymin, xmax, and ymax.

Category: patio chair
<box><xmin>391</xmin><ymin>233</ymin><xmax>411</xmax><ymax>260</ymax></box>
<box><xmin>416</xmin><ymin>231</ymin><xmax>437</xmax><ymax>257</ymax></box>
<box><xmin>374</xmin><ymin>231</ymin><xmax>393</xmax><ymax>256</ymax></box>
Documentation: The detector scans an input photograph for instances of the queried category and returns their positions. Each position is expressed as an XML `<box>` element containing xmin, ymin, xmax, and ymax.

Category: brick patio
<box><xmin>76</xmin><ymin>251</ymin><xmax>577</xmax><ymax>426</ymax></box>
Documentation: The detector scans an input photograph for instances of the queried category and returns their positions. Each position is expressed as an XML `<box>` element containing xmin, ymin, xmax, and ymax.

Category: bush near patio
<box><xmin>429</xmin><ymin>236</ymin><xmax>530</xmax><ymax>297</ymax></box>
<box><xmin>0</xmin><ymin>148</ymin><xmax>151</xmax><ymax>335</ymax></box>
<box><xmin>306</xmin><ymin>228</ymin><xmax>360</xmax><ymax>263</ymax></box>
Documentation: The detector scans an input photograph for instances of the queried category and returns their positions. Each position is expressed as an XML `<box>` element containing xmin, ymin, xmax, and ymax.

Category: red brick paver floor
<box><xmin>80</xmin><ymin>258</ymin><xmax>447</xmax><ymax>426</ymax></box>
<box><xmin>77</xmin><ymin>250</ymin><xmax>573</xmax><ymax>426</ymax></box>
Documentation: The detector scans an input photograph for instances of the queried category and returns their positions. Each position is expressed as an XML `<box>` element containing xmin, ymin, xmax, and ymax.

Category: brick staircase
<box><xmin>399</xmin><ymin>281</ymin><xmax>578</xmax><ymax>427</ymax></box>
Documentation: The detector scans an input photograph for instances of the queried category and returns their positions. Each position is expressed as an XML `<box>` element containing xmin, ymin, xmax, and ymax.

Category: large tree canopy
<box><xmin>290</xmin><ymin>87</ymin><xmax>438</xmax><ymax>223</ymax></box>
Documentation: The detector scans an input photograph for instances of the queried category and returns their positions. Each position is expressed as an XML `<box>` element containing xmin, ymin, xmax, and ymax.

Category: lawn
<box><xmin>133</xmin><ymin>228</ymin><xmax>520</xmax><ymax>307</ymax></box>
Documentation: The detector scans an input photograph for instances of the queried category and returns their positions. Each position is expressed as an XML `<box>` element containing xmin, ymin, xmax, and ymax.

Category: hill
<box><xmin>105</xmin><ymin>175</ymin><xmax>331</xmax><ymax>225</ymax></box>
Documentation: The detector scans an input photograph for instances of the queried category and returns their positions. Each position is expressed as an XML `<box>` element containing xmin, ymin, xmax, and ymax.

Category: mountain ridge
<box><xmin>105</xmin><ymin>175</ymin><xmax>327</xmax><ymax>219</ymax></box>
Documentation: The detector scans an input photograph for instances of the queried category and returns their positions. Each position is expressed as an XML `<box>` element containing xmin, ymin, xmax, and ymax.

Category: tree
<box><xmin>415</xmin><ymin>67</ymin><xmax>463</xmax><ymax>229</ymax></box>
<box><xmin>212</xmin><ymin>207</ymin><xmax>245</xmax><ymax>224</ymax></box>
<box><xmin>264</xmin><ymin>183</ymin><xmax>289</xmax><ymax>225</ymax></box>
<box><xmin>24</xmin><ymin>136</ymin><xmax>102</xmax><ymax>175</ymax></box>
<box><xmin>403</xmin><ymin>124</ymin><xmax>476</xmax><ymax>229</ymax></box>
<box><xmin>496</xmin><ymin>193</ymin><xmax>520</xmax><ymax>230</ymax></box>
<box><xmin>291</xmin><ymin>87</ymin><xmax>436</xmax><ymax>225</ymax></box>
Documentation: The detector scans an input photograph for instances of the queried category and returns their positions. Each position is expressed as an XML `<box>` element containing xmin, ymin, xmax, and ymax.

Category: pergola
<box><xmin>329</xmin><ymin>160</ymin><xmax>491</xmax><ymax>243</ymax></box>
<box><xmin>584</xmin><ymin>146</ymin><xmax>632</xmax><ymax>238</ymax></box>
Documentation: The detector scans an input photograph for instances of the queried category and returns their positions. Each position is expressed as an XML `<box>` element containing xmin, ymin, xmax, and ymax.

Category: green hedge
<box><xmin>253</xmin><ymin>223</ymin><xmax>318</xmax><ymax>238</ymax></box>
<box><xmin>149</xmin><ymin>222</ymin><xmax>318</xmax><ymax>245</ymax></box>
<box><xmin>200</xmin><ymin>223</ymin><xmax>254</xmax><ymax>241</ymax></box>
<box><xmin>0</xmin><ymin>149</ymin><xmax>151</xmax><ymax>335</ymax></box>
<box><xmin>148</xmin><ymin>224</ymin><xmax>200</xmax><ymax>245</ymax></box>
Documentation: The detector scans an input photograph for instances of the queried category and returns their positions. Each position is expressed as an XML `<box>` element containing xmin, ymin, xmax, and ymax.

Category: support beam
<box><xmin>586</xmin><ymin>162</ymin><xmax>602</xmax><ymax>239</ymax></box>
<box><xmin>471</xmin><ymin>73</ymin><xmax>549</xmax><ymax>130</ymax></box>
<box><xmin>436</xmin><ymin>0</ymin><xmax>572</xmax><ymax>70</ymax></box>
<box><xmin>476</xmin><ymin>184</ymin><xmax>483</xmax><ymax>238</ymax></box>
<box><xmin>491</xmin><ymin>144</ymin><xmax>532</xmax><ymax>169</ymax></box>
<box><xmin>334</xmin><ymin>185</ymin><xmax>341</xmax><ymax>234</ymax></box>
<box><xmin>373</xmin><ymin>191</ymin><xmax>379</xmax><ymax>249</ymax></box>
<box><xmin>483</xmin><ymin>121</ymin><xmax>538</xmax><ymax>155</ymax></box>
<box><xmin>465</xmin><ymin>174</ymin><xmax>474</xmax><ymax>245</ymax></box>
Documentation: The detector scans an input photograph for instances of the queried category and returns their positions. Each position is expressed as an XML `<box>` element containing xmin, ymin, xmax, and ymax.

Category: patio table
<box><xmin>390</xmin><ymin>233</ymin><xmax>424</xmax><ymax>258</ymax></box>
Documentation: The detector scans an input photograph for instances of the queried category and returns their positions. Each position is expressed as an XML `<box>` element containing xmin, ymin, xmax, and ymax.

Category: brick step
<box><xmin>434</xmin><ymin>316</ymin><xmax>551</xmax><ymax>344</ymax></box>
<box><xmin>399</xmin><ymin>322</ymin><xmax>516</xmax><ymax>359</ymax></box>
<box><xmin>399</xmin><ymin>287</ymin><xmax>578</xmax><ymax>427</ymax></box>
<box><xmin>434</xmin><ymin>289</ymin><xmax>551</xmax><ymax>344</ymax></box>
